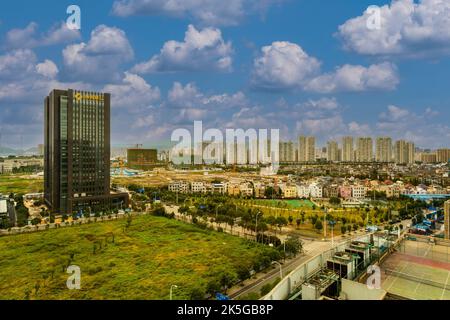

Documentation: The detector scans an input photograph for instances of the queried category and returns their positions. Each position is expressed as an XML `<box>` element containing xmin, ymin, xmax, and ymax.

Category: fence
<box><xmin>0</xmin><ymin>212</ymin><xmax>141</xmax><ymax>237</ymax></box>
<box><xmin>398</xmin><ymin>234</ymin><xmax>450</xmax><ymax>263</ymax></box>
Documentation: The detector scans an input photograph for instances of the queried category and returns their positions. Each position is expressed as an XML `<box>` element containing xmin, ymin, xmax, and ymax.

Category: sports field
<box><xmin>255</xmin><ymin>199</ymin><xmax>315</xmax><ymax>209</ymax></box>
<box><xmin>381</xmin><ymin>241</ymin><xmax>450</xmax><ymax>300</ymax></box>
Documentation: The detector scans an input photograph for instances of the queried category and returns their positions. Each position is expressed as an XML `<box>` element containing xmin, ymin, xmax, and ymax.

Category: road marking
<box><xmin>440</xmin><ymin>270</ymin><xmax>450</xmax><ymax>300</ymax></box>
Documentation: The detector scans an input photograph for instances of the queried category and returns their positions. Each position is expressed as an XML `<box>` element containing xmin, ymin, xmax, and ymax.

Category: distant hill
<box><xmin>0</xmin><ymin>146</ymin><xmax>40</xmax><ymax>157</ymax></box>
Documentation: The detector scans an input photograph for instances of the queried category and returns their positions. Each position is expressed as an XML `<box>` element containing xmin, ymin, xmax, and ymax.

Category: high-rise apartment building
<box><xmin>420</xmin><ymin>152</ymin><xmax>437</xmax><ymax>164</ymax></box>
<box><xmin>356</xmin><ymin>137</ymin><xmax>373</xmax><ymax>162</ymax></box>
<box><xmin>298</xmin><ymin>136</ymin><xmax>316</xmax><ymax>162</ymax></box>
<box><xmin>327</xmin><ymin>141</ymin><xmax>340</xmax><ymax>162</ymax></box>
<box><xmin>394</xmin><ymin>140</ymin><xmax>415</xmax><ymax>164</ymax></box>
<box><xmin>376</xmin><ymin>137</ymin><xmax>392</xmax><ymax>162</ymax></box>
<box><xmin>342</xmin><ymin>136</ymin><xmax>354</xmax><ymax>162</ymax></box>
<box><xmin>437</xmin><ymin>149</ymin><xmax>450</xmax><ymax>163</ymax></box>
<box><xmin>44</xmin><ymin>89</ymin><xmax>129</xmax><ymax>215</ymax></box>
<box><xmin>279</xmin><ymin>141</ymin><xmax>295</xmax><ymax>162</ymax></box>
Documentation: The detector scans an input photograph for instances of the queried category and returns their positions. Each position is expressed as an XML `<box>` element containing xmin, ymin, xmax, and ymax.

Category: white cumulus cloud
<box><xmin>251</xmin><ymin>41</ymin><xmax>321</xmax><ymax>90</ymax></box>
<box><xmin>63</xmin><ymin>25</ymin><xmax>134</xmax><ymax>82</ymax></box>
<box><xmin>305</xmin><ymin>62</ymin><xmax>399</xmax><ymax>93</ymax></box>
<box><xmin>251</xmin><ymin>41</ymin><xmax>399</xmax><ymax>92</ymax></box>
<box><xmin>36</xmin><ymin>60</ymin><xmax>59</xmax><ymax>79</ymax></box>
<box><xmin>3</xmin><ymin>22</ymin><xmax>81</xmax><ymax>50</ymax></box>
<box><xmin>337</xmin><ymin>0</ymin><xmax>450</xmax><ymax>57</ymax></box>
<box><xmin>103</xmin><ymin>72</ymin><xmax>161</xmax><ymax>110</ymax></box>
<box><xmin>131</xmin><ymin>25</ymin><xmax>232</xmax><ymax>74</ymax></box>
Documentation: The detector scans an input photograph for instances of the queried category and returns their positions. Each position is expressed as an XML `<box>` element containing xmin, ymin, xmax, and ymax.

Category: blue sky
<box><xmin>0</xmin><ymin>0</ymin><xmax>449</xmax><ymax>149</ymax></box>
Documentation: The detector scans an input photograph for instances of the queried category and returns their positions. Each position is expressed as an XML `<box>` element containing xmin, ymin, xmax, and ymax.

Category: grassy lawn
<box><xmin>255</xmin><ymin>199</ymin><xmax>315</xmax><ymax>209</ymax></box>
<box><xmin>0</xmin><ymin>175</ymin><xmax>43</xmax><ymax>194</ymax></box>
<box><xmin>0</xmin><ymin>214</ymin><xmax>277</xmax><ymax>300</ymax></box>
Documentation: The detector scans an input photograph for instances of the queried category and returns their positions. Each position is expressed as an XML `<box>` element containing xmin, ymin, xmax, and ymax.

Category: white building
<box><xmin>209</xmin><ymin>182</ymin><xmax>227</xmax><ymax>194</ymax></box>
<box><xmin>168</xmin><ymin>181</ymin><xmax>190</xmax><ymax>193</ymax></box>
<box><xmin>297</xmin><ymin>185</ymin><xmax>310</xmax><ymax>199</ymax></box>
<box><xmin>309</xmin><ymin>184</ymin><xmax>323</xmax><ymax>198</ymax></box>
<box><xmin>191</xmin><ymin>182</ymin><xmax>207</xmax><ymax>193</ymax></box>
<box><xmin>351</xmin><ymin>185</ymin><xmax>367</xmax><ymax>199</ymax></box>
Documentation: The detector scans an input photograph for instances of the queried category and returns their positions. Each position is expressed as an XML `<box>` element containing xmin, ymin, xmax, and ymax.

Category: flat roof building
<box><xmin>127</xmin><ymin>148</ymin><xmax>158</xmax><ymax>170</ymax></box>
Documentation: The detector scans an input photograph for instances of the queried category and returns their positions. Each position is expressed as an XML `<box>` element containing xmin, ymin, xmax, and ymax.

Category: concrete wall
<box><xmin>263</xmin><ymin>235</ymin><xmax>372</xmax><ymax>300</ymax></box>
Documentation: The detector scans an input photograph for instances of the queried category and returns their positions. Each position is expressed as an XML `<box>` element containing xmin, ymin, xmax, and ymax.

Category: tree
<box><xmin>341</xmin><ymin>225</ymin><xmax>347</xmax><ymax>235</ymax></box>
<box><xmin>31</xmin><ymin>218</ymin><xmax>41</xmax><ymax>226</ymax></box>
<box><xmin>314</xmin><ymin>220</ymin><xmax>323</xmax><ymax>232</ymax></box>
<box><xmin>190</xmin><ymin>286</ymin><xmax>206</xmax><ymax>300</ymax></box>
<box><xmin>275</xmin><ymin>216</ymin><xmax>288</xmax><ymax>233</ymax></box>
<box><xmin>284</xmin><ymin>236</ymin><xmax>303</xmax><ymax>257</ymax></box>
<box><xmin>329</xmin><ymin>197</ymin><xmax>341</xmax><ymax>205</ymax></box>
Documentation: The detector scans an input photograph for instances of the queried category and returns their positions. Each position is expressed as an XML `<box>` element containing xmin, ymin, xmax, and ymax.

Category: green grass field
<box><xmin>0</xmin><ymin>215</ymin><xmax>277</xmax><ymax>300</ymax></box>
<box><xmin>255</xmin><ymin>199</ymin><xmax>315</xmax><ymax>209</ymax></box>
<box><xmin>0</xmin><ymin>175</ymin><xmax>43</xmax><ymax>194</ymax></box>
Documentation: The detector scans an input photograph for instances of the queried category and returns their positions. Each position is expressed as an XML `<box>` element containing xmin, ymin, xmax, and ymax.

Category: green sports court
<box><xmin>381</xmin><ymin>240</ymin><xmax>450</xmax><ymax>300</ymax></box>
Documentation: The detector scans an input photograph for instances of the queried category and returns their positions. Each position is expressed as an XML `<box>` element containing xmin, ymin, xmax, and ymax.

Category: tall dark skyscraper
<box><xmin>44</xmin><ymin>89</ymin><xmax>128</xmax><ymax>215</ymax></box>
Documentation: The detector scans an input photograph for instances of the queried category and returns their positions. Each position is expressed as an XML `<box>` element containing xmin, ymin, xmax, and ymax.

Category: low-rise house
<box><xmin>191</xmin><ymin>181</ymin><xmax>207</xmax><ymax>193</ymax></box>
<box><xmin>323</xmin><ymin>185</ymin><xmax>339</xmax><ymax>198</ymax></box>
<box><xmin>297</xmin><ymin>185</ymin><xmax>310</xmax><ymax>199</ymax></box>
<box><xmin>352</xmin><ymin>185</ymin><xmax>367</xmax><ymax>199</ymax></box>
<box><xmin>209</xmin><ymin>182</ymin><xmax>227</xmax><ymax>194</ymax></box>
<box><xmin>339</xmin><ymin>186</ymin><xmax>353</xmax><ymax>200</ymax></box>
<box><xmin>228</xmin><ymin>184</ymin><xmax>241</xmax><ymax>197</ymax></box>
<box><xmin>281</xmin><ymin>185</ymin><xmax>297</xmax><ymax>199</ymax></box>
<box><xmin>240</xmin><ymin>184</ymin><xmax>254</xmax><ymax>198</ymax></box>
<box><xmin>168</xmin><ymin>181</ymin><xmax>190</xmax><ymax>193</ymax></box>
<box><xmin>254</xmin><ymin>184</ymin><xmax>266</xmax><ymax>198</ymax></box>
<box><xmin>309</xmin><ymin>184</ymin><xmax>323</xmax><ymax>198</ymax></box>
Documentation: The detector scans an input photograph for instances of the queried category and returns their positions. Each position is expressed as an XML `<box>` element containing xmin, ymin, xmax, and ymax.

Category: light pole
<box><xmin>329</xmin><ymin>220</ymin><xmax>336</xmax><ymax>248</ymax></box>
<box><xmin>323</xmin><ymin>208</ymin><xmax>328</xmax><ymax>239</ymax></box>
<box><xmin>215</xmin><ymin>204</ymin><xmax>223</xmax><ymax>220</ymax></box>
<box><xmin>170</xmin><ymin>285</ymin><xmax>178</xmax><ymax>300</ymax></box>
<box><xmin>272</xmin><ymin>261</ymin><xmax>282</xmax><ymax>280</ymax></box>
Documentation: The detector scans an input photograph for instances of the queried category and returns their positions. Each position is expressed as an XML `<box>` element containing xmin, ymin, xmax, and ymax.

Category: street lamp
<box><xmin>215</xmin><ymin>204</ymin><xmax>223</xmax><ymax>220</ymax></box>
<box><xmin>170</xmin><ymin>285</ymin><xmax>178</xmax><ymax>300</ymax></box>
<box><xmin>328</xmin><ymin>220</ymin><xmax>336</xmax><ymax>248</ymax></box>
<box><xmin>272</xmin><ymin>261</ymin><xmax>283</xmax><ymax>280</ymax></box>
